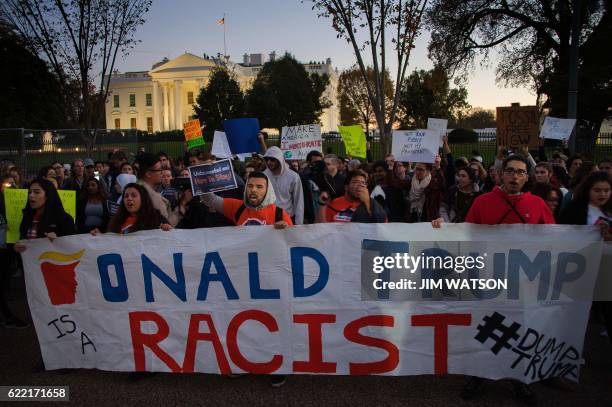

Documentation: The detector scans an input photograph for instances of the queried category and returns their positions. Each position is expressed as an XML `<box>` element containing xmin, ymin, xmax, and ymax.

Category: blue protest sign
<box><xmin>188</xmin><ymin>159</ymin><xmax>238</xmax><ymax>195</ymax></box>
<box><xmin>223</xmin><ymin>118</ymin><xmax>261</xmax><ymax>154</ymax></box>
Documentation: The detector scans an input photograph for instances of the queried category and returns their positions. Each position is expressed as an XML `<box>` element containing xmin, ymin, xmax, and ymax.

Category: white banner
<box><xmin>392</xmin><ymin>130</ymin><xmax>439</xmax><ymax>163</ymax></box>
<box><xmin>427</xmin><ymin>118</ymin><xmax>448</xmax><ymax>146</ymax></box>
<box><xmin>211</xmin><ymin>131</ymin><xmax>232</xmax><ymax>158</ymax></box>
<box><xmin>21</xmin><ymin>224</ymin><xmax>603</xmax><ymax>383</ymax></box>
<box><xmin>540</xmin><ymin>117</ymin><xmax>576</xmax><ymax>140</ymax></box>
<box><xmin>280</xmin><ymin>124</ymin><xmax>322</xmax><ymax>160</ymax></box>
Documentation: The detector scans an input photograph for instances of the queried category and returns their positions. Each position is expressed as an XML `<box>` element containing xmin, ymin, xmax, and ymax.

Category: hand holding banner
<box><xmin>338</xmin><ymin>125</ymin><xmax>367</xmax><ymax>158</ymax></box>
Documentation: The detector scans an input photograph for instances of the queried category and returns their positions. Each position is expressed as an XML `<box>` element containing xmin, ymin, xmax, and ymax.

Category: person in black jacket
<box><xmin>559</xmin><ymin>171</ymin><xmax>612</xmax><ymax>230</ymax></box>
<box><xmin>14</xmin><ymin>178</ymin><xmax>76</xmax><ymax>253</ymax></box>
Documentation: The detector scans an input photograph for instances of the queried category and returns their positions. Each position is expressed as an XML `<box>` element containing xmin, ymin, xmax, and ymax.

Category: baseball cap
<box><xmin>83</xmin><ymin>158</ymin><xmax>95</xmax><ymax>167</ymax></box>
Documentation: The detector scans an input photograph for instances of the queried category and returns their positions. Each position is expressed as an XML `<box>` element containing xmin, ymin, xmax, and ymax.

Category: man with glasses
<box><xmin>63</xmin><ymin>159</ymin><xmax>86</xmax><ymax>192</ymax></box>
<box><xmin>50</xmin><ymin>161</ymin><xmax>66</xmax><ymax>187</ymax></box>
<box><xmin>263</xmin><ymin>146</ymin><xmax>304</xmax><ymax>224</ymax></box>
<box><xmin>465</xmin><ymin>155</ymin><xmax>555</xmax><ymax>225</ymax></box>
<box><xmin>137</xmin><ymin>153</ymin><xmax>189</xmax><ymax>227</ymax></box>
<box><xmin>317</xmin><ymin>169</ymin><xmax>386</xmax><ymax>223</ymax></box>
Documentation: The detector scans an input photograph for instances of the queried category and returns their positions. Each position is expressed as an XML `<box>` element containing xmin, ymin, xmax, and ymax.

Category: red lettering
<box><xmin>182</xmin><ymin>314</ymin><xmax>231</xmax><ymax>374</ymax></box>
<box><xmin>226</xmin><ymin>310</ymin><xmax>283</xmax><ymax>374</ymax></box>
<box><xmin>293</xmin><ymin>314</ymin><xmax>337</xmax><ymax>373</ymax></box>
<box><xmin>129</xmin><ymin>311</ymin><xmax>181</xmax><ymax>372</ymax></box>
<box><xmin>411</xmin><ymin>313</ymin><xmax>471</xmax><ymax>374</ymax></box>
<box><xmin>344</xmin><ymin>315</ymin><xmax>398</xmax><ymax>374</ymax></box>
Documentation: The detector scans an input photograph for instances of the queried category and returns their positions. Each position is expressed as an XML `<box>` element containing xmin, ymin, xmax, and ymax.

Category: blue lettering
<box><xmin>197</xmin><ymin>252</ymin><xmax>239</xmax><ymax>300</ymax></box>
<box><xmin>248</xmin><ymin>252</ymin><xmax>280</xmax><ymax>299</ymax></box>
<box><xmin>97</xmin><ymin>253</ymin><xmax>128</xmax><ymax>302</ymax></box>
<box><xmin>142</xmin><ymin>253</ymin><xmax>187</xmax><ymax>302</ymax></box>
<box><xmin>291</xmin><ymin>247</ymin><xmax>329</xmax><ymax>297</ymax></box>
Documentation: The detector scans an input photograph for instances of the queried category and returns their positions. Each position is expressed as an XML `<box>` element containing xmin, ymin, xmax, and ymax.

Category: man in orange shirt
<box><xmin>202</xmin><ymin>171</ymin><xmax>292</xmax><ymax>228</ymax></box>
<box><xmin>316</xmin><ymin>169</ymin><xmax>387</xmax><ymax>223</ymax></box>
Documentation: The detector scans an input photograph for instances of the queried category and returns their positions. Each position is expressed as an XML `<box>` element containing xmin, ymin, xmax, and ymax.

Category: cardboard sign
<box><xmin>392</xmin><ymin>130</ymin><xmax>439</xmax><ymax>163</ymax></box>
<box><xmin>427</xmin><ymin>118</ymin><xmax>448</xmax><ymax>146</ymax></box>
<box><xmin>4</xmin><ymin>189</ymin><xmax>76</xmax><ymax>243</ymax></box>
<box><xmin>496</xmin><ymin>105</ymin><xmax>540</xmax><ymax>148</ymax></box>
<box><xmin>540</xmin><ymin>117</ymin><xmax>576</xmax><ymax>141</ymax></box>
<box><xmin>183</xmin><ymin>119</ymin><xmax>205</xmax><ymax>149</ymax></box>
<box><xmin>188</xmin><ymin>158</ymin><xmax>238</xmax><ymax>195</ymax></box>
<box><xmin>338</xmin><ymin>125</ymin><xmax>367</xmax><ymax>158</ymax></box>
<box><xmin>280</xmin><ymin>124</ymin><xmax>322</xmax><ymax>160</ymax></box>
<box><xmin>211</xmin><ymin>131</ymin><xmax>232</xmax><ymax>158</ymax></box>
<box><xmin>223</xmin><ymin>118</ymin><xmax>261</xmax><ymax>154</ymax></box>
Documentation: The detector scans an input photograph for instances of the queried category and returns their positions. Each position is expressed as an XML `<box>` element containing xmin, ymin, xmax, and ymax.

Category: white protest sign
<box><xmin>280</xmin><ymin>124</ymin><xmax>322</xmax><ymax>160</ymax></box>
<box><xmin>427</xmin><ymin>118</ymin><xmax>448</xmax><ymax>146</ymax></box>
<box><xmin>392</xmin><ymin>130</ymin><xmax>439</xmax><ymax>163</ymax></box>
<box><xmin>540</xmin><ymin>117</ymin><xmax>576</xmax><ymax>140</ymax></box>
<box><xmin>21</xmin><ymin>223</ymin><xmax>602</xmax><ymax>383</ymax></box>
<box><xmin>211</xmin><ymin>131</ymin><xmax>233</xmax><ymax>158</ymax></box>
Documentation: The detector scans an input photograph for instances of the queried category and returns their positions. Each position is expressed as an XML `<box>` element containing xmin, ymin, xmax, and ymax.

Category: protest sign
<box><xmin>280</xmin><ymin>124</ymin><xmax>322</xmax><ymax>160</ymax></box>
<box><xmin>496</xmin><ymin>105</ymin><xmax>540</xmax><ymax>148</ymax></box>
<box><xmin>427</xmin><ymin>118</ymin><xmax>448</xmax><ymax>146</ymax></box>
<box><xmin>183</xmin><ymin>119</ymin><xmax>205</xmax><ymax>149</ymax></box>
<box><xmin>21</xmin><ymin>223</ymin><xmax>603</xmax><ymax>383</ymax></box>
<box><xmin>223</xmin><ymin>118</ymin><xmax>260</xmax><ymax>154</ymax></box>
<box><xmin>392</xmin><ymin>130</ymin><xmax>439</xmax><ymax>163</ymax></box>
<box><xmin>211</xmin><ymin>131</ymin><xmax>232</xmax><ymax>158</ymax></box>
<box><xmin>540</xmin><ymin>117</ymin><xmax>576</xmax><ymax>141</ymax></box>
<box><xmin>4</xmin><ymin>189</ymin><xmax>76</xmax><ymax>243</ymax></box>
<box><xmin>338</xmin><ymin>125</ymin><xmax>367</xmax><ymax>158</ymax></box>
<box><xmin>188</xmin><ymin>158</ymin><xmax>237</xmax><ymax>195</ymax></box>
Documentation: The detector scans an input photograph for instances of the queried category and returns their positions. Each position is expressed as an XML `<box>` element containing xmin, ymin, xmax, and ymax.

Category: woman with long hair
<box><xmin>14</xmin><ymin>178</ymin><xmax>75</xmax><ymax>253</ymax></box>
<box><xmin>76</xmin><ymin>178</ymin><xmax>109</xmax><ymax>234</ymax></box>
<box><xmin>436</xmin><ymin>166</ymin><xmax>482</xmax><ymax>224</ymax></box>
<box><xmin>93</xmin><ymin>183</ymin><xmax>171</xmax><ymax>235</ymax></box>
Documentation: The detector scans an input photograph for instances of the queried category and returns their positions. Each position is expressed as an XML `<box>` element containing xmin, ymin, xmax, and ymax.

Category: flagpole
<box><xmin>223</xmin><ymin>13</ymin><xmax>227</xmax><ymax>58</ymax></box>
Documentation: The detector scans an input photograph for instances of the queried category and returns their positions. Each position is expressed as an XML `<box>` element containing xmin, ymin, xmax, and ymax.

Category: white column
<box><xmin>162</xmin><ymin>84</ymin><xmax>169</xmax><ymax>131</ymax></box>
<box><xmin>174</xmin><ymin>80</ymin><xmax>182</xmax><ymax>128</ymax></box>
<box><xmin>152</xmin><ymin>81</ymin><xmax>160</xmax><ymax>132</ymax></box>
<box><xmin>169</xmin><ymin>84</ymin><xmax>175</xmax><ymax>130</ymax></box>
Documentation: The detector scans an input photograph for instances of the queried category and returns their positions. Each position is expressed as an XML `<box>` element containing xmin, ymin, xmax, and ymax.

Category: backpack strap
<box><xmin>275</xmin><ymin>206</ymin><xmax>283</xmax><ymax>223</ymax></box>
<box><xmin>234</xmin><ymin>204</ymin><xmax>246</xmax><ymax>224</ymax></box>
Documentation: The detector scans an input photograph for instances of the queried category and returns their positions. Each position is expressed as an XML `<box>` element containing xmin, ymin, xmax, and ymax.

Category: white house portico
<box><xmin>105</xmin><ymin>52</ymin><xmax>340</xmax><ymax>133</ymax></box>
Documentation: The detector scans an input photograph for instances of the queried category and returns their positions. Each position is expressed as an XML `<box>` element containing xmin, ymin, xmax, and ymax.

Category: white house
<box><xmin>104</xmin><ymin>52</ymin><xmax>340</xmax><ymax>133</ymax></box>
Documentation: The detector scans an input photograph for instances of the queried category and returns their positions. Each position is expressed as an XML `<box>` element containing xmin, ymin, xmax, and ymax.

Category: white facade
<box><xmin>105</xmin><ymin>53</ymin><xmax>340</xmax><ymax>133</ymax></box>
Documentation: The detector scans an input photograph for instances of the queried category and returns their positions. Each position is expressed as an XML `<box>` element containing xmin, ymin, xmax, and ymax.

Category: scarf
<box><xmin>409</xmin><ymin>173</ymin><xmax>431</xmax><ymax>215</ymax></box>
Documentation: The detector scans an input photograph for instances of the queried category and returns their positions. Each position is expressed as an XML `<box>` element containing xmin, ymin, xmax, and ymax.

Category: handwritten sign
<box><xmin>540</xmin><ymin>117</ymin><xmax>576</xmax><ymax>141</ymax></box>
<box><xmin>188</xmin><ymin>159</ymin><xmax>238</xmax><ymax>196</ymax></box>
<box><xmin>338</xmin><ymin>125</ymin><xmax>367</xmax><ymax>158</ymax></box>
<box><xmin>183</xmin><ymin>119</ymin><xmax>205</xmax><ymax>149</ymax></box>
<box><xmin>427</xmin><ymin>118</ymin><xmax>448</xmax><ymax>146</ymax></box>
<box><xmin>281</xmin><ymin>124</ymin><xmax>322</xmax><ymax>160</ymax></box>
<box><xmin>4</xmin><ymin>189</ymin><xmax>76</xmax><ymax>243</ymax></box>
<box><xmin>392</xmin><ymin>130</ymin><xmax>439</xmax><ymax>163</ymax></box>
<box><xmin>211</xmin><ymin>131</ymin><xmax>232</xmax><ymax>158</ymax></box>
<box><xmin>496</xmin><ymin>105</ymin><xmax>540</xmax><ymax>148</ymax></box>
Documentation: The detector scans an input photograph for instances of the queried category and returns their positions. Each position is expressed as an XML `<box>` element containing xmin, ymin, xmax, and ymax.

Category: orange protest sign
<box><xmin>496</xmin><ymin>105</ymin><xmax>540</xmax><ymax>148</ymax></box>
<box><xmin>183</xmin><ymin>119</ymin><xmax>204</xmax><ymax>149</ymax></box>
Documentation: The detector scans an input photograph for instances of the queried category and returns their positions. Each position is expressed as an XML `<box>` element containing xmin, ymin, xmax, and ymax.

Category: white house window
<box><xmin>129</xmin><ymin>94</ymin><xmax>136</xmax><ymax>107</ymax></box>
<box><xmin>187</xmin><ymin>91</ymin><xmax>194</xmax><ymax>105</ymax></box>
<box><xmin>114</xmin><ymin>118</ymin><xmax>120</xmax><ymax>129</ymax></box>
<box><xmin>113</xmin><ymin>95</ymin><xmax>120</xmax><ymax>108</ymax></box>
<box><xmin>146</xmin><ymin>93</ymin><xmax>152</xmax><ymax>106</ymax></box>
<box><xmin>130</xmin><ymin>118</ymin><xmax>137</xmax><ymax>128</ymax></box>
<box><xmin>147</xmin><ymin>117</ymin><xmax>153</xmax><ymax>133</ymax></box>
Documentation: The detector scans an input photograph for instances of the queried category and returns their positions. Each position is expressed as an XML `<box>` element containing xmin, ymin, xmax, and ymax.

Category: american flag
<box><xmin>217</xmin><ymin>17</ymin><xmax>225</xmax><ymax>25</ymax></box>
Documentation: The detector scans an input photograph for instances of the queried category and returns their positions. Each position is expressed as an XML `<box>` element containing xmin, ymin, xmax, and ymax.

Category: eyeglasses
<box><xmin>503</xmin><ymin>168</ymin><xmax>528</xmax><ymax>176</ymax></box>
<box><xmin>264</xmin><ymin>158</ymin><xmax>277</xmax><ymax>162</ymax></box>
<box><xmin>349</xmin><ymin>181</ymin><xmax>367</xmax><ymax>187</ymax></box>
<box><xmin>148</xmin><ymin>168</ymin><xmax>163</xmax><ymax>173</ymax></box>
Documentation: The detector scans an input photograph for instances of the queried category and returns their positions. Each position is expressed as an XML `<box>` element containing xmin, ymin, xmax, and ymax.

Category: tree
<box><xmin>309</xmin><ymin>0</ymin><xmax>429</xmax><ymax>153</ymax></box>
<box><xmin>245</xmin><ymin>54</ymin><xmax>330</xmax><ymax>131</ymax></box>
<box><xmin>338</xmin><ymin>66</ymin><xmax>394</xmax><ymax>134</ymax></box>
<box><xmin>399</xmin><ymin>66</ymin><xmax>469</xmax><ymax>128</ymax></box>
<box><xmin>0</xmin><ymin>0</ymin><xmax>152</xmax><ymax>153</ymax></box>
<box><xmin>194</xmin><ymin>68</ymin><xmax>244</xmax><ymax>140</ymax></box>
<box><xmin>426</xmin><ymin>0</ymin><xmax>611</xmax><ymax>129</ymax></box>
<box><xmin>454</xmin><ymin>108</ymin><xmax>496</xmax><ymax>130</ymax></box>
<box><xmin>0</xmin><ymin>21</ymin><xmax>64</xmax><ymax>128</ymax></box>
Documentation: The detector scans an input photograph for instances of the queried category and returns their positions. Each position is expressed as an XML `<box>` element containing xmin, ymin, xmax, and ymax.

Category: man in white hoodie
<box><xmin>263</xmin><ymin>146</ymin><xmax>304</xmax><ymax>224</ymax></box>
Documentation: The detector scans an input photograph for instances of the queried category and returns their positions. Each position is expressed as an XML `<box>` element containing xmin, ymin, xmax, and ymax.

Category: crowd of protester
<box><xmin>1</xmin><ymin>133</ymin><xmax>611</xmax><ymax>400</ymax></box>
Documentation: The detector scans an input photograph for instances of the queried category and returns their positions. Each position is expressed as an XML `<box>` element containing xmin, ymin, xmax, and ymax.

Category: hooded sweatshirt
<box><xmin>263</xmin><ymin>146</ymin><xmax>304</xmax><ymax>224</ymax></box>
<box><xmin>465</xmin><ymin>186</ymin><xmax>555</xmax><ymax>225</ymax></box>
<box><xmin>202</xmin><ymin>173</ymin><xmax>293</xmax><ymax>226</ymax></box>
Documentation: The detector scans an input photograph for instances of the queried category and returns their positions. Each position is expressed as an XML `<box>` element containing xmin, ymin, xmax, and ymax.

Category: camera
<box><xmin>171</xmin><ymin>176</ymin><xmax>192</xmax><ymax>192</ymax></box>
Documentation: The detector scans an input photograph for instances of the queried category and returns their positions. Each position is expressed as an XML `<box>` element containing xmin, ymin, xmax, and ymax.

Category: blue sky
<box><xmin>116</xmin><ymin>0</ymin><xmax>535</xmax><ymax>110</ymax></box>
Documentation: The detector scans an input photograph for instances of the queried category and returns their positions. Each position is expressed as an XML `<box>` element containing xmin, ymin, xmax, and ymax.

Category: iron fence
<box><xmin>1</xmin><ymin>128</ymin><xmax>611</xmax><ymax>179</ymax></box>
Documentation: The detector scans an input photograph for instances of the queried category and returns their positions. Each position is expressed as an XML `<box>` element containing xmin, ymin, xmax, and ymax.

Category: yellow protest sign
<box><xmin>338</xmin><ymin>125</ymin><xmax>367</xmax><ymax>158</ymax></box>
<box><xmin>183</xmin><ymin>119</ymin><xmax>205</xmax><ymax>149</ymax></box>
<box><xmin>4</xmin><ymin>189</ymin><xmax>77</xmax><ymax>243</ymax></box>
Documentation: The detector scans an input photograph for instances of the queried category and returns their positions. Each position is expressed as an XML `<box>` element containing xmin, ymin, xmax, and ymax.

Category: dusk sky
<box><xmin>116</xmin><ymin>0</ymin><xmax>536</xmax><ymax>110</ymax></box>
